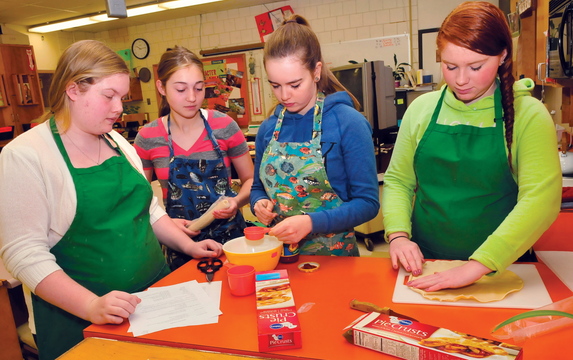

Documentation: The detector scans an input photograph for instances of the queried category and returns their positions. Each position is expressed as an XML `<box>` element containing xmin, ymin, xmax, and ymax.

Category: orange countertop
<box><xmin>84</xmin><ymin>254</ymin><xmax>573</xmax><ymax>360</ymax></box>
<box><xmin>59</xmin><ymin>337</ymin><xmax>264</xmax><ymax>360</ymax></box>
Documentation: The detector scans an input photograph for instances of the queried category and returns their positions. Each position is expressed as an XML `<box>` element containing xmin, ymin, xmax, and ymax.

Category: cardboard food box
<box><xmin>255</xmin><ymin>269</ymin><xmax>302</xmax><ymax>352</ymax></box>
<box><xmin>343</xmin><ymin>312</ymin><xmax>522</xmax><ymax>360</ymax></box>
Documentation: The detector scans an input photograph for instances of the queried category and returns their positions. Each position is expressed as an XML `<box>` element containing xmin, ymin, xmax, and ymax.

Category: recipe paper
<box><xmin>128</xmin><ymin>280</ymin><xmax>222</xmax><ymax>336</ymax></box>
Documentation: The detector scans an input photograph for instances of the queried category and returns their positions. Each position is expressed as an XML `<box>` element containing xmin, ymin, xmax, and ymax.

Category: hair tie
<box><xmin>388</xmin><ymin>235</ymin><xmax>409</xmax><ymax>244</ymax></box>
<box><xmin>285</xmin><ymin>19</ymin><xmax>297</xmax><ymax>24</ymax></box>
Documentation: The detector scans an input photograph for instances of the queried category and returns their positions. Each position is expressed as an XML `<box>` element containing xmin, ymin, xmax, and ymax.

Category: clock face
<box><xmin>132</xmin><ymin>38</ymin><xmax>150</xmax><ymax>59</ymax></box>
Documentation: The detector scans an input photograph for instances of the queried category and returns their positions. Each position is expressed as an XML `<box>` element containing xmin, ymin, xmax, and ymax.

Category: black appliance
<box><xmin>549</xmin><ymin>0</ymin><xmax>573</xmax><ymax>78</ymax></box>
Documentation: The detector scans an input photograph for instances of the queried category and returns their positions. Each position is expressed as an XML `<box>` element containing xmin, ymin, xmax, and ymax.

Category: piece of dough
<box><xmin>408</xmin><ymin>260</ymin><xmax>523</xmax><ymax>302</ymax></box>
<box><xmin>186</xmin><ymin>199</ymin><xmax>230</xmax><ymax>231</ymax></box>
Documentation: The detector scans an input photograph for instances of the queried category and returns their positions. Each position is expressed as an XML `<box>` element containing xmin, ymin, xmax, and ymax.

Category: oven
<box><xmin>549</xmin><ymin>0</ymin><xmax>573</xmax><ymax>78</ymax></box>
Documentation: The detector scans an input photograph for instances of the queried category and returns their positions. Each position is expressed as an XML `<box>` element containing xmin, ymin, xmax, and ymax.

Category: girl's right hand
<box><xmin>87</xmin><ymin>291</ymin><xmax>141</xmax><ymax>325</ymax></box>
<box><xmin>253</xmin><ymin>199</ymin><xmax>277</xmax><ymax>226</ymax></box>
<box><xmin>389</xmin><ymin>236</ymin><xmax>425</xmax><ymax>276</ymax></box>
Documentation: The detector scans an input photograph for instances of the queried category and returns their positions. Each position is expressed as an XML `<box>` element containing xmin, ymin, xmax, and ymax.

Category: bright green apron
<box><xmin>32</xmin><ymin>118</ymin><xmax>169</xmax><ymax>360</ymax></box>
<box><xmin>411</xmin><ymin>86</ymin><xmax>518</xmax><ymax>259</ymax></box>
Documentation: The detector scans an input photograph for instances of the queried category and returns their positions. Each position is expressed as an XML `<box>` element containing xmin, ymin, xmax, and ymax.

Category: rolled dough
<box><xmin>408</xmin><ymin>260</ymin><xmax>524</xmax><ymax>302</ymax></box>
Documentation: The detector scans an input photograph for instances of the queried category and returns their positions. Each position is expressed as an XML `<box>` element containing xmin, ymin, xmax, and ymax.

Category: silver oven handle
<box><xmin>537</xmin><ymin>62</ymin><xmax>547</xmax><ymax>82</ymax></box>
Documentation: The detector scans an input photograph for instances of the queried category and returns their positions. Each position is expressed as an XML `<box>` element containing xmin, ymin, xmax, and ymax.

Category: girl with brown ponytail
<box><xmin>250</xmin><ymin>14</ymin><xmax>379</xmax><ymax>256</ymax></box>
<box><xmin>383</xmin><ymin>1</ymin><xmax>561</xmax><ymax>291</ymax></box>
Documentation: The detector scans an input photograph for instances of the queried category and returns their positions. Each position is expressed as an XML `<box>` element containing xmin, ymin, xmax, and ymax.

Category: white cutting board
<box><xmin>392</xmin><ymin>263</ymin><xmax>552</xmax><ymax>309</ymax></box>
<box><xmin>536</xmin><ymin>251</ymin><xmax>573</xmax><ymax>292</ymax></box>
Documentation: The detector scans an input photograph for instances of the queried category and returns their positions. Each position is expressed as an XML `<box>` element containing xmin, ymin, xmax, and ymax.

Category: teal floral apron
<box><xmin>32</xmin><ymin>118</ymin><xmax>169</xmax><ymax>360</ymax></box>
<box><xmin>260</xmin><ymin>93</ymin><xmax>358</xmax><ymax>256</ymax></box>
<box><xmin>412</xmin><ymin>86</ymin><xmax>518</xmax><ymax>259</ymax></box>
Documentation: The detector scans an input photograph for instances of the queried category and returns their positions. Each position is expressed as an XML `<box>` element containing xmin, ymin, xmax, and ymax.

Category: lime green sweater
<box><xmin>382</xmin><ymin>78</ymin><xmax>562</xmax><ymax>273</ymax></box>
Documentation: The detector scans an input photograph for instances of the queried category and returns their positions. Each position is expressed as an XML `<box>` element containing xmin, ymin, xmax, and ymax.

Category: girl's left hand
<box><xmin>187</xmin><ymin>239</ymin><xmax>223</xmax><ymax>258</ymax></box>
<box><xmin>213</xmin><ymin>198</ymin><xmax>239</xmax><ymax>219</ymax></box>
<box><xmin>406</xmin><ymin>260</ymin><xmax>491</xmax><ymax>291</ymax></box>
<box><xmin>172</xmin><ymin>218</ymin><xmax>201</xmax><ymax>237</ymax></box>
<box><xmin>269</xmin><ymin>215</ymin><xmax>312</xmax><ymax>244</ymax></box>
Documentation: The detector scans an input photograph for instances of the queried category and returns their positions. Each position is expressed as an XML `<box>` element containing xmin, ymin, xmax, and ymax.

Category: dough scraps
<box><xmin>408</xmin><ymin>260</ymin><xmax>524</xmax><ymax>302</ymax></box>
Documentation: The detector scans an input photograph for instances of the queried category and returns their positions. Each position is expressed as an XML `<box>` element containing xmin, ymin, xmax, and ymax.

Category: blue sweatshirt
<box><xmin>250</xmin><ymin>91</ymin><xmax>380</xmax><ymax>234</ymax></box>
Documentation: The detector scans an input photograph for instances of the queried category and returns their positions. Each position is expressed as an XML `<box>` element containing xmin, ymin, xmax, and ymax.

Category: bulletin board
<box><xmin>202</xmin><ymin>54</ymin><xmax>251</xmax><ymax>127</ymax></box>
<box><xmin>322</xmin><ymin>34</ymin><xmax>411</xmax><ymax>69</ymax></box>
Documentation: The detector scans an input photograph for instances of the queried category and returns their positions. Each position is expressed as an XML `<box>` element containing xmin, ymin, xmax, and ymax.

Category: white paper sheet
<box><xmin>128</xmin><ymin>280</ymin><xmax>222</xmax><ymax>336</ymax></box>
<box><xmin>536</xmin><ymin>251</ymin><xmax>573</xmax><ymax>292</ymax></box>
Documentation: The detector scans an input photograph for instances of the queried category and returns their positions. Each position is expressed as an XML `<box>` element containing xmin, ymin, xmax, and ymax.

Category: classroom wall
<box><xmin>22</xmin><ymin>0</ymin><xmax>497</xmax><ymax>122</ymax></box>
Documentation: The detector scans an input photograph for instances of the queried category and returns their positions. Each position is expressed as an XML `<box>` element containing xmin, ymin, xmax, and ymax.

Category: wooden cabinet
<box><xmin>512</xmin><ymin>1</ymin><xmax>548</xmax><ymax>84</ymax></box>
<box><xmin>536</xmin><ymin>1</ymin><xmax>549</xmax><ymax>83</ymax></box>
<box><xmin>122</xmin><ymin>77</ymin><xmax>143</xmax><ymax>102</ymax></box>
<box><xmin>0</xmin><ymin>44</ymin><xmax>43</xmax><ymax>138</ymax></box>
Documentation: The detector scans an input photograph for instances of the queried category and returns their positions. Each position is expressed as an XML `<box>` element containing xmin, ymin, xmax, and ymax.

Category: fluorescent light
<box><xmin>29</xmin><ymin>16</ymin><xmax>117</xmax><ymax>33</ymax></box>
<box><xmin>29</xmin><ymin>0</ymin><xmax>223</xmax><ymax>33</ymax></box>
<box><xmin>126</xmin><ymin>4</ymin><xmax>165</xmax><ymax>17</ymax></box>
<box><xmin>160</xmin><ymin>0</ymin><xmax>221</xmax><ymax>10</ymax></box>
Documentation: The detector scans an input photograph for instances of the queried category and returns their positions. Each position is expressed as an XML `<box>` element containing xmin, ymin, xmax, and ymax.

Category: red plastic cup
<box><xmin>227</xmin><ymin>265</ymin><xmax>256</xmax><ymax>296</ymax></box>
<box><xmin>244</xmin><ymin>226</ymin><xmax>270</xmax><ymax>240</ymax></box>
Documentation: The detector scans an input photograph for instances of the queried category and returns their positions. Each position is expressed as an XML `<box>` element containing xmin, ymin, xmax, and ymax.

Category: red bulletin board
<box><xmin>254</xmin><ymin>5</ymin><xmax>294</xmax><ymax>42</ymax></box>
<box><xmin>201</xmin><ymin>54</ymin><xmax>251</xmax><ymax>127</ymax></box>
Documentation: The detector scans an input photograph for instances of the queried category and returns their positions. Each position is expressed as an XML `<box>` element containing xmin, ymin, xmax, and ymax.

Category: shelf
<box><xmin>122</xmin><ymin>77</ymin><xmax>143</xmax><ymax>102</ymax></box>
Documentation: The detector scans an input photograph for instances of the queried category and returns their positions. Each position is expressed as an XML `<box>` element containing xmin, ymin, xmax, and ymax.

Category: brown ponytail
<box><xmin>498</xmin><ymin>59</ymin><xmax>515</xmax><ymax>171</ymax></box>
<box><xmin>156</xmin><ymin>46</ymin><xmax>204</xmax><ymax>117</ymax></box>
<box><xmin>263</xmin><ymin>14</ymin><xmax>361</xmax><ymax>110</ymax></box>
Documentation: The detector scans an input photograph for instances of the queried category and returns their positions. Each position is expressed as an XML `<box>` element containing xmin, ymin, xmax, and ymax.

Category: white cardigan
<box><xmin>0</xmin><ymin>121</ymin><xmax>166</xmax><ymax>292</ymax></box>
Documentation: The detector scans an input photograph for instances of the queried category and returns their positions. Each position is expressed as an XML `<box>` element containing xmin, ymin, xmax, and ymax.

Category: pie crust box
<box><xmin>255</xmin><ymin>269</ymin><xmax>302</xmax><ymax>352</ymax></box>
<box><xmin>343</xmin><ymin>312</ymin><xmax>522</xmax><ymax>360</ymax></box>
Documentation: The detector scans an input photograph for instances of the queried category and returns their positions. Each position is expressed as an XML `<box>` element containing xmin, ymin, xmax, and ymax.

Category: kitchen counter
<box><xmin>84</xmin><ymin>253</ymin><xmax>573</xmax><ymax>360</ymax></box>
<box><xmin>59</xmin><ymin>337</ymin><xmax>261</xmax><ymax>360</ymax></box>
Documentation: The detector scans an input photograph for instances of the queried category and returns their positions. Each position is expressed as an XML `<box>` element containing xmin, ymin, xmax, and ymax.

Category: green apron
<box><xmin>260</xmin><ymin>93</ymin><xmax>358</xmax><ymax>256</ymax></box>
<box><xmin>32</xmin><ymin>118</ymin><xmax>169</xmax><ymax>360</ymax></box>
<box><xmin>411</xmin><ymin>86</ymin><xmax>518</xmax><ymax>259</ymax></box>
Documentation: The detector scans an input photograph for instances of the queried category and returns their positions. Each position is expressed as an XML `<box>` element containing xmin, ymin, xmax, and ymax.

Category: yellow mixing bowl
<box><xmin>223</xmin><ymin>235</ymin><xmax>282</xmax><ymax>272</ymax></box>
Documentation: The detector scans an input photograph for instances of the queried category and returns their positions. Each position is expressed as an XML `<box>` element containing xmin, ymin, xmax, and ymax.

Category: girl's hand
<box><xmin>213</xmin><ymin>197</ymin><xmax>239</xmax><ymax>219</ymax></box>
<box><xmin>187</xmin><ymin>239</ymin><xmax>223</xmax><ymax>258</ymax></box>
<box><xmin>389</xmin><ymin>235</ymin><xmax>425</xmax><ymax>276</ymax></box>
<box><xmin>407</xmin><ymin>260</ymin><xmax>491</xmax><ymax>291</ymax></box>
<box><xmin>86</xmin><ymin>291</ymin><xmax>141</xmax><ymax>325</ymax></box>
<box><xmin>253</xmin><ymin>199</ymin><xmax>277</xmax><ymax>226</ymax></box>
<box><xmin>172</xmin><ymin>218</ymin><xmax>201</xmax><ymax>237</ymax></box>
<box><xmin>269</xmin><ymin>215</ymin><xmax>312</xmax><ymax>244</ymax></box>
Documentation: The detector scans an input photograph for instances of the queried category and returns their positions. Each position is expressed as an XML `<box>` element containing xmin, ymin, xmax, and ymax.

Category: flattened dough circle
<box><xmin>408</xmin><ymin>260</ymin><xmax>524</xmax><ymax>302</ymax></box>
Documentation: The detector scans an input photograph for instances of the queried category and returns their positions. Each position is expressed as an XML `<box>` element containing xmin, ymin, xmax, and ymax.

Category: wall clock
<box><xmin>131</xmin><ymin>38</ymin><xmax>150</xmax><ymax>60</ymax></box>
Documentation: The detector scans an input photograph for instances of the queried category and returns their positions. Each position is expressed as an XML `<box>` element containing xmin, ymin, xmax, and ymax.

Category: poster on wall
<box><xmin>0</xmin><ymin>75</ymin><xmax>7</xmax><ymax>107</ymax></box>
<box><xmin>202</xmin><ymin>54</ymin><xmax>251</xmax><ymax>127</ymax></box>
<box><xmin>13</xmin><ymin>74</ymin><xmax>37</xmax><ymax>106</ymax></box>
<box><xmin>116</xmin><ymin>49</ymin><xmax>133</xmax><ymax>73</ymax></box>
<box><xmin>254</xmin><ymin>6</ymin><xmax>294</xmax><ymax>42</ymax></box>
